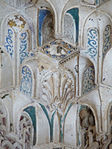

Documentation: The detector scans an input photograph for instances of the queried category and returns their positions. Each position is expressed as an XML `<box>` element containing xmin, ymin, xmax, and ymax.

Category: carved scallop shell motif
<box><xmin>40</xmin><ymin>69</ymin><xmax>75</xmax><ymax>113</ymax></box>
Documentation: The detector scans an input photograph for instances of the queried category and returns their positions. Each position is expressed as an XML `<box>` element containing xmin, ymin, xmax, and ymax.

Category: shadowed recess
<box><xmin>38</xmin><ymin>9</ymin><xmax>51</xmax><ymax>46</ymax></box>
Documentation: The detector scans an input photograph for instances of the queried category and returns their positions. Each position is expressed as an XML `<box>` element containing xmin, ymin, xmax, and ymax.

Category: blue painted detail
<box><xmin>86</xmin><ymin>28</ymin><xmax>98</xmax><ymax>61</ymax></box>
<box><xmin>79</xmin><ymin>105</ymin><xmax>87</xmax><ymax>112</ymax></box>
<box><xmin>61</xmin><ymin>41</ymin><xmax>65</xmax><ymax>45</ymax></box>
<box><xmin>68</xmin><ymin>44</ymin><xmax>72</xmax><ymax>48</ymax></box>
<box><xmin>46</xmin><ymin>51</ymin><xmax>49</xmax><ymax>54</ymax></box>
<box><xmin>20</xmin><ymin>66</ymin><xmax>32</xmax><ymax>97</ymax></box>
<box><xmin>45</xmin><ymin>45</ymin><xmax>50</xmax><ymax>49</ymax></box>
<box><xmin>60</xmin><ymin>103</ymin><xmax>73</xmax><ymax>142</ymax></box>
<box><xmin>67</xmin><ymin>8</ymin><xmax>79</xmax><ymax>43</ymax></box>
<box><xmin>5</xmin><ymin>28</ymin><xmax>14</xmax><ymax>58</ymax></box>
<box><xmin>103</xmin><ymin>25</ymin><xmax>111</xmax><ymax>58</ymax></box>
<box><xmin>50</xmin><ymin>41</ymin><xmax>57</xmax><ymax>45</ymax></box>
<box><xmin>24</xmin><ymin>106</ymin><xmax>36</xmax><ymax>145</ymax></box>
<box><xmin>19</xmin><ymin>32</ymin><xmax>29</xmax><ymax>64</ymax></box>
<box><xmin>68</xmin><ymin>50</ymin><xmax>71</xmax><ymax>54</ymax></box>
<box><xmin>38</xmin><ymin>9</ymin><xmax>50</xmax><ymax>46</ymax></box>
<box><xmin>39</xmin><ymin>103</ymin><xmax>55</xmax><ymax>142</ymax></box>
<box><xmin>96</xmin><ymin>0</ymin><xmax>99</xmax><ymax>4</ymax></box>
<box><xmin>82</xmin><ymin>66</ymin><xmax>95</xmax><ymax>95</ymax></box>
<box><xmin>60</xmin><ymin>55</ymin><xmax>66</xmax><ymax>58</ymax></box>
<box><xmin>30</xmin><ymin>53</ymin><xmax>34</xmax><ymax>57</ymax></box>
<box><xmin>52</xmin><ymin>55</ymin><xmax>57</xmax><ymax>58</ymax></box>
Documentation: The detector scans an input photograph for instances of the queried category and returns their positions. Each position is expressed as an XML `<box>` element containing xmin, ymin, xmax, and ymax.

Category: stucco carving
<box><xmin>0</xmin><ymin>0</ymin><xmax>112</xmax><ymax>148</ymax></box>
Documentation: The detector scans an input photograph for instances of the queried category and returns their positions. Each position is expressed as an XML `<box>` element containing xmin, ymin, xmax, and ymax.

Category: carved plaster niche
<box><xmin>79</xmin><ymin>105</ymin><xmax>97</xmax><ymax>148</ymax></box>
<box><xmin>80</xmin><ymin>0</ymin><xmax>109</xmax><ymax>7</ymax></box>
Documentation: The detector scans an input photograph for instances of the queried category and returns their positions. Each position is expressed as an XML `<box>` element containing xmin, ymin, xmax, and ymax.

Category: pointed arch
<box><xmin>1</xmin><ymin>13</ymin><xmax>33</xmax><ymax>62</ymax></box>
<box><xmin>1</xmin><ymin>13</ymin><xmax>34</xmax><ymax>86</ymax></box>
<box><xmin>82</xmin><ymin>10</ymin><xmax>112</xmax><ymax>47</ymax></box>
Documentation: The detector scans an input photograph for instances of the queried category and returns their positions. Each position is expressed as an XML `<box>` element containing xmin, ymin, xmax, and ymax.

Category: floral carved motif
<box><xmin>41</xmin><ymin>69</ymin><xmax>75</xmax><ymax>114</ymax></box>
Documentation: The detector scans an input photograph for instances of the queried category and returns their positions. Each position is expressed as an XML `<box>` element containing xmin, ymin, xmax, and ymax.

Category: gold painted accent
<box><xmin>8</xmin><ymin>15</ymin><xmax>26</xmax><ymax>29</ymax></box>
<box><xmin>8</xmin><ymin>20</ymin><xmax>16</xmax><ymax>28</ymax></box>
